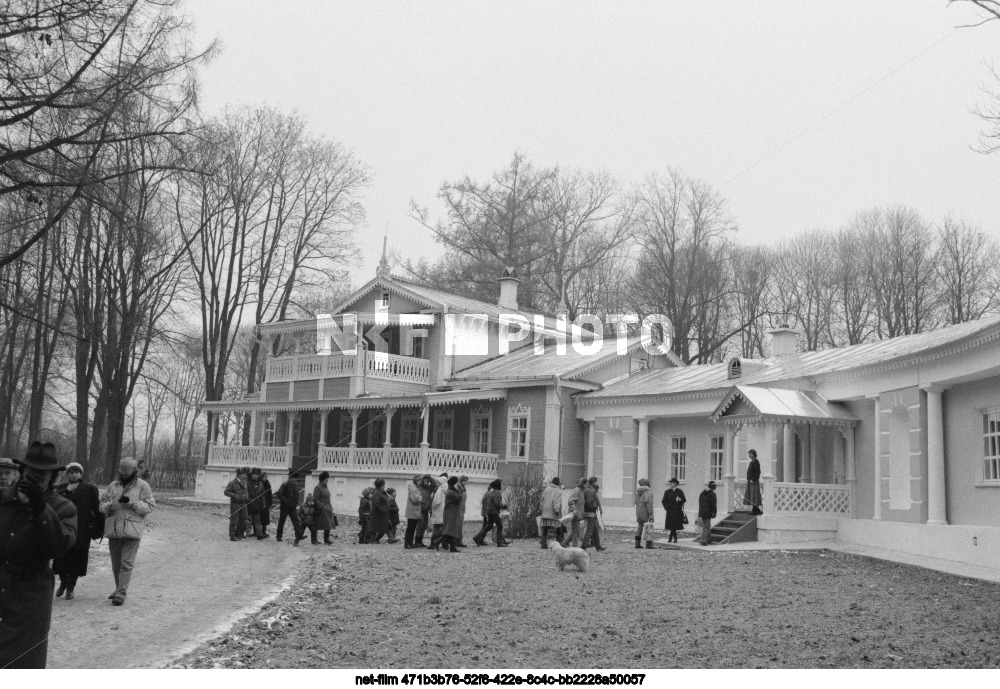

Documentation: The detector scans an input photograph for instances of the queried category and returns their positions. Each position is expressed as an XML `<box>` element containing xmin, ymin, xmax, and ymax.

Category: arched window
<box><xmin>728</xmin><ymin>358</ymin><xmax>742</xmax><ymax>380</ymax></box>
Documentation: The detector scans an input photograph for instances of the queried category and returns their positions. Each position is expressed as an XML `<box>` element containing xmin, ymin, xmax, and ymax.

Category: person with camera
<box><xmin>100</xmin><ymin>456</ymin><xmax>155</xmax><ymax>606</ymax></box>
<box><xmin>53</xmin><ymin>462</ymin><xmax>102</xmax><ymax>600</ymax></box>
<box><xmin>0</xmin><ymin>441</ymin><xmax>77</xmax><ymax>669</ymax></box>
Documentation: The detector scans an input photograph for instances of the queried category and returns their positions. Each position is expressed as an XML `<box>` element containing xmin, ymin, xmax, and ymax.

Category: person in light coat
<box><xmin>539</xmin><ymin>477</ymin><xmax>563</xmax><ymax>549</ymax></box>
<box><xmin>427</xmin><ymin>474</ymin><xmax>447</xmax><ymax>548</ymax></box>
<box><xmin>100</xmin><ymin>457</ymin><xmax>155</xmax><ymax>606</ymax></box>
<box><xmin>404</xmin><ymin>475</ymin><xmax>424</xmax><ymax>549</ymax></box>
<box><xmin>560</xmin><ymin>478</ymin><xmax>587</xmax><ymax>548</ymax></box>
<box><xmin>634</xmin><ymin>478</ymin><xmax>655</xmax><ymax>550</ymax></box>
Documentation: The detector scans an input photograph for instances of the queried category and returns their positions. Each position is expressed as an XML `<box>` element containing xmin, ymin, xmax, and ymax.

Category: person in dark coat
<box><xmin>259</xmin><ymin>471</ymin><xmax>274</xmax><ymax>535</ymax></box>
<box><xmin>472</xmin><ymin>479</ymin><xmax>507</xmax><ymax>547</ymax></box>
<box><xmin>698</xmin><ymin>481</ymin><xmax>718</xmax><ymax>546</ymax></box>
<box><xmin>582</xmin><ymin>477</ymin><xmax>605</xmax><ymax>551</ymax></box>
<box><xmin>246</xmin><ymin>468</ymin><xmax>270</xmax><ymax>540</ymax></box>
<box><xmin>368</xmin><ymin>479</ymin><xmax>391</xmax><ymax>543</ymax></box>
<box><xmin>357</xmin><ymin>487</ymin><xmax>373</xmax><ymax>544</ymax></box>
<box><xmin>634</xmin><ymin>478</ymin><xmax>655</xmax><ymax>550</ymax></box>
<box><xmin>312</xmin><ymin>472</ymin><xmax>335</xmax><ymax>544</ymax></box>
<box><xmin>275</xmin><ymin>469</ymin><xmax>303</xmax><ymax>544</ymax></box>
<box><xmin>661</xmin><ymin>477</ymin><xmax>687</xmax><ymax>543</ymax></box>
<box><xmin>224</xmin><ymin>469</ymin><xmax>249</xmax><ymax>541</ymax></box>
<box><xmin>386</xmin><ymin>487</ymin><xmax>401</xmax><ymax>544</ymax></box>
<box><xmin>53</xmin><ymin>462</ymin><xmax>101</xmax><ymax>599</ymax></box>
<box><xmin>0</xmin><ymin>442</ymin><xmax>77</xmax><ymax>669</ymax></box>
<box><xmin>435</xmin><ymin>476</ymin><xmax>464</xmax><ymax>552</ymax></box>
<box><xmin>744</xmin><ymin>448</ymin><xmax>763</xmax><ymax>515</ymax></box>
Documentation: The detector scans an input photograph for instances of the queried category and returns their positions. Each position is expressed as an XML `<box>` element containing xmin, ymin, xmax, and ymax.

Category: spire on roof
<box><xmin>376</xmin><ymin>234</ymin><xmax>390</xmax><ymax>278</ymax></box>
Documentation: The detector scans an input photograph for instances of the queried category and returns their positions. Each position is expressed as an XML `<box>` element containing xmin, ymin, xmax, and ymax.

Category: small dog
<box><xmin>549</xmin><ymin>542</ymin><xmax>589</xmax><ymax>573</ymax></box>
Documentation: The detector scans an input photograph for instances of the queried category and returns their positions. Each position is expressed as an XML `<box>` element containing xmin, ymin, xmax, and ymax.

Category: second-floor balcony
<box><xmin>265</xmin><ymin>351</ymin><xmax>430</xmax><ymax>386</ymax></box>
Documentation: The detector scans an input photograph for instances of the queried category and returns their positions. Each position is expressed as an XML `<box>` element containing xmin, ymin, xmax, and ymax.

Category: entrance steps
<box><xmin>708</xmin><ymin>511</ymin><xmax>758</xmax><ymax>544</ymax></box>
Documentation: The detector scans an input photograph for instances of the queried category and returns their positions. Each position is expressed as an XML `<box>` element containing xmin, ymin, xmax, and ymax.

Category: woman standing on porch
<box><xmin>744</xmin><ymin>449</ymin><xmax>763</xmax><ymax>516</ymax></box>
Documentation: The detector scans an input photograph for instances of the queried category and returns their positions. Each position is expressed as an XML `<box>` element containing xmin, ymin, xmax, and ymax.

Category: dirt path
<box><xmin>45</xmin><ymin>499</ymin><xmax>313</xmax><ymax>669</ymax></box>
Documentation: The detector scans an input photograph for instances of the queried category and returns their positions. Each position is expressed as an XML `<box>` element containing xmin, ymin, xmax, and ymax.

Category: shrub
<box><xmin>501</xmin><ymin>464</ymin><xmax>545</xmax><ymax>538</ymax></box>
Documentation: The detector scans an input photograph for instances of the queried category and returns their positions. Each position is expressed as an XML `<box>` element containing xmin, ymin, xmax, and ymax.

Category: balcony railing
<box><xmin>730</xmin><ymin>479</ymin><xmax>851</xmax><ymax>515</ymax></box>
<box><xmin>207</xmin><ymin>444</ymin><xmax>292</xmax><ymax>469</ymax></box>
<box><xmin>265</xmin><ymin>351</ymin><xmax>429</xmax><ymax>385</ymax></box>
<box><xmin>317</xmin><ymin>446</ymin><xmax>497</xmax><ymax>479</ymax></box>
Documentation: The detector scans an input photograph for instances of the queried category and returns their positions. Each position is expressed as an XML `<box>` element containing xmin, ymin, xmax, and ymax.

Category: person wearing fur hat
<box><xmin>53</xmin><ymin>462</ymin><xmax>102</xmax><ymax>599</ymax></box>
<box><xmin>100</xmin><ymin>456</ymin><xmax>156</xmax><ymax>605</ymax></box>
<box><xmin>560</xmin><ymin>477</ymin><xmax>587</xmax><ymax>548</ymax></box>
<box><xmin>312</xmin><ymin>471</ymin><xmax>335</xmax><ymax>545</ymax></box>
<box><xmin>0</xmin><ymin>456</ymin><xmax>18</xmax><ymax>489</ymax></box>
<box><xmin>472</xmin><ymin>479</ymin><xmax>507</xmax><ymax>547</ymax></box>
<box><xmin>427</xmin><ymin>474</ymin><xmax>447</xmax><ymax>548</ymax></box>
<box><xmin>634</xmin><ymin>478</ymin><xmax>655</xmax><ymax>550</ymax></box>
<box><xmin>539</xmin><ymin>476</ymin><xmax>563</xmax><ymax>549</ymax></box>
<box><xmin>224</xmin><ymin>468</ymin><xmax>249</xmax><ymax>541</ymax></box>
<box><xmin>246</xmin><ymin>468</ymin><xmax>270</xmax><ymax>540</ymax></box>
<box><xmin>0</xmin><ymin>442</ymin><xmax>77</xmax><ymax>668</ymax></box>
<box><xmin>436</xmin><ymin>476</ymin><xmax>464</xmax><ymax>552</ymax></box>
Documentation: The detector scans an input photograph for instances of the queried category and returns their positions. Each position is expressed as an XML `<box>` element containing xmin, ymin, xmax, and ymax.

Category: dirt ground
<box><xmin>45</xmin><ymin>496</ymin><xmax>314</xmax><ymax>669</ymax></box>
<box><xmin>165</xmin><ymin>524</ymin><xmax>1000</xmax><ymax>670</ymax></box>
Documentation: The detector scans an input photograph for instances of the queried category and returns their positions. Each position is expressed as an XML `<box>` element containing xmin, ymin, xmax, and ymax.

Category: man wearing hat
<box><xmin>99</xmin><ymin>457</ymin><xmax>156</xmax><ymax>605</ymax></box>
<box><xmin>0</xmin><ymin>456</ymin><xmax>18</xmax><ymax>489</ymax></box>
<box><xmin>0</xmin><ymin>441</ymin><xmax>77</xmax><ymax>669</ymax></box>
<box><xmin>698</xmin><ymin>481</ymin><xmax>718</xmax><ymax>546</ymax></box>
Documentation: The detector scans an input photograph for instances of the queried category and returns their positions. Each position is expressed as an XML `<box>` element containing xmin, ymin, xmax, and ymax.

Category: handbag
<box><xmin>640</xmin><ymin>521</ymin><xmax>654</xmax><ymax>541</ymax></box>
<box><xmin>695</xmin><ymin>516</ymin><xmax>703</xmax><ymax>528</ymax></box>
<box><xmin>682</xmin><ymin>513</ymin><xmax>689</xmax><ymax>525</ymax></box>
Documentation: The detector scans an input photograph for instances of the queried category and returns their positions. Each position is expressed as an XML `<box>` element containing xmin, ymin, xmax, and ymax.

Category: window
<box><xmin>507</xmin><ymin>406</ymin><xmax>530</xmax><ymax>459</ymax></box>
<box><xmin>412</xmin><ymin>336</ymin><xmax>425</xmax><ymax>359</ymax></box>
<box><xmin>709</xmin><ymin>435</ymin><xmax>725</xmax><ymax>482</ymax></box>
<box><xmin>369</xmin><ymin>414</ymin><xmax>387</xmax><ymax>447</ymax></box>
<box><xmin>985</xmin><ymin>411</ymin><xmax>1000</xmax><ymax>482</ymax></box>
<box><xmin>433</xmin><ymin>410</ymin><xmax>453</xmax><ymax>450</ymax></box>
<box><xmin>262</xmin><ymin>416</ymin><xmax>276</xmax><ymax>447</ymax></box>
<box><xmin>311</xmin><ymin>414</ymin><xmax>322</xmax><ymax>449</ymax></box>
<box><xmin>377</xmin><ymin>290</ymin><xmax>390</xmax><ymax>310</ymax></box>
<box><xmin>728</xmin><ymin>358</ymin><xmax>742</xmax><ymax>380</ymax></box>
<box><xmin>338</xmin><ymin>413</ymin><xmax>353</xmax><ymax>447</ymax></box>
<box><xmin>401</xmin><ymin>412</ymin><xmax>421</xmax><ymax>447</ymax></box>
<box><xmin>670</xmin><ymin>436</ymin><xmax>687</xmax><ymax>482</ymax></box>
<box><xmin>471</xmin><ymin>409</ymin><xmax>492</xmax><ymax>454</ymax></box>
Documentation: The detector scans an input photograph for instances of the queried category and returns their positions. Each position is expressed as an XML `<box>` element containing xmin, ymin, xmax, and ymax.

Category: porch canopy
<box><xmin>710</xmin><ymin>385</ymin><xmax>857</xmax><ymax>428</ymax></box>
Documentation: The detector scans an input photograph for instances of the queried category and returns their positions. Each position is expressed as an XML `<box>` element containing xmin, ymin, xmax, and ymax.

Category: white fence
<box><xmin>732</xmin><ymin>479</ymin><xmax>851</xmax><ymax>515</ymax></box>
<box><xmin>265</xmin><ymin>352</ymin><xmax>429</xmax><ymax>385</ymax></box>
<box><xmin>207</xmin><ymin>444</ymin><xmax>291</xmax><ymax>469</ymax></box>
<box><xmin>317</xmin><ymin>445</ymin><xmax>497</xmax><ymax>478</ymax></box>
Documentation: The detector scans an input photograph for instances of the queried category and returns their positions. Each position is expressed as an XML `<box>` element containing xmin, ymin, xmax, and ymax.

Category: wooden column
<box><xmin>349</xmin><ymin>409</ymin><xmax>360</xmax><ymax>468</ymax></box>
<box><xmin>383</xmin><ymin>406</ymin><xmax>396</xmax><ymax>467</ymax></box>
<box><xmin>585</xmin><ymin>421</ymin><xmax>596</xmax><ymax>479</ymax></box>
<box><xmin>872</xmin><ymin>395</ymin><xmax>882</xmax><ymax>520</ymax></box>
<box><xmin>420</xmin><ymin>404</ymin><xmax>430</xmax><ymax>471</ymax></box>
<box><xmin>809</xmin><ymin>425</ymin><xmax>819</xmax><ymax>483</ymax></box>
<box><xmin>782</xmin><ymin>424</ymin><xmax>795</xmax><ymax>484</ymax></box>
<box><xmin>844</xmin><ymin>425</ymin><xmax>857</xmax><ymax>517</ymax></box>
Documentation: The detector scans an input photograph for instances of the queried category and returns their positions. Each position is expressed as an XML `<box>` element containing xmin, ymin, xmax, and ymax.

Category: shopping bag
<box><xmin>695</xmin><ymin>516</ymin><xmax>703</xmax><ymax>528</ymax></box>
<box><xmin>641</xmin><ymin>521</ymin><xmax>655</xmax><ymax>541</ymax></box>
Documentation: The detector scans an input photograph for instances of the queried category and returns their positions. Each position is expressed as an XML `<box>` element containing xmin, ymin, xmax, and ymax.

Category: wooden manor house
<box><xmin>197</xmin><ymin>257</ymin><xmax>1000</xmax><ymax>569</ymax></box>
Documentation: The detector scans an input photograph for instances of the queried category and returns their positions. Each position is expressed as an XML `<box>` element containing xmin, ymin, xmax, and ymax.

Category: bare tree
<box><xmin>774</xmin><ymin>231</ymin><xmax>837</xmax><ymax>351</ymax></box>
<box><xmin>935</xmin><ymin>216</ymin><xmax>1000</xmax><ymax>323</ymax></box>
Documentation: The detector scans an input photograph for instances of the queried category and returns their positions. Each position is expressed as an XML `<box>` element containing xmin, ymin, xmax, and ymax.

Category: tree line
<box><xmin>0</xmin><ymin>0</ymin><xmax>367</xmax><ymax>481</ymax></box>
<box><xmin>2</xmin><ymin>0</ymin><xmax>999</xmax><ymax>483</ymax></box>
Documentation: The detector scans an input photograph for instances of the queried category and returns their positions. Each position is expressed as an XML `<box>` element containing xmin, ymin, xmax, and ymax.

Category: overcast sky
<box><xmin>185</xmin><ymin>1</ymin><xmax>1000</xmax><ymax>285</ymax></box>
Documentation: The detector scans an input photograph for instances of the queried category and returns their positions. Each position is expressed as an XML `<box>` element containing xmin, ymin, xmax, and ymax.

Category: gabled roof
<box><xmin>450</xmin><ymin>337</ymin><xmax>652</xmax><ymax>383</ymax></box>
<box><xmin>711</xmin><ymin>385</ymin><xmax>857</xmax><ymax>427</ymax></box>
<box><xmin>582</xmin><ymin>315</ymin><xmax>1000</xmax><ymax>402</ymax></box>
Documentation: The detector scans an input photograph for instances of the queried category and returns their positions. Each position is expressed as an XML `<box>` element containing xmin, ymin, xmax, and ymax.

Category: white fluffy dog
<box><xmin>549</xmin><ymin>542</ymin><xmax>590</xmax><ymax>573</ymax></box>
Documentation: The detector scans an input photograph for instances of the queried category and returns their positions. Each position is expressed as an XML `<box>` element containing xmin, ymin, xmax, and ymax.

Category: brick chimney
<box><xmin>497</xmin><ymin>266</ymin><xmax>520</xmax><ymax>310</ymax></box>
<box><xmin>768</xmin><ymin>324</ymin><xmax>800</xmax><ymax>356</ymax></box>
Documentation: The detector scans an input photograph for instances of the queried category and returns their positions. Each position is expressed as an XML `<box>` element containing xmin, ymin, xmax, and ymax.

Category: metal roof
<box><xmin>584</xmin><ymin>315</ymin><xmax>1000</xmax><ymax>401</ymax></box>
<box><xmin>450</xmin><ymin>337</ymin><xmax>646</xmax><ymax>382</ymax></box>
<box><xmin>711</xmin><ymin>385</ymin><xmax>858</xmax><ymax>427</ymax></box>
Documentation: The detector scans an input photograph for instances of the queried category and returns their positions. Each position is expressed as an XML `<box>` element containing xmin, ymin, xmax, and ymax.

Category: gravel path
<box><xmin>45</xmin><ymin>499</ymin><xmax>313</xmax><ymax>669</ymax></box>
<box><xmin>169</xmin><ymin>527</ymin><xmax>1000</xmax><ymax>669</ymax></box>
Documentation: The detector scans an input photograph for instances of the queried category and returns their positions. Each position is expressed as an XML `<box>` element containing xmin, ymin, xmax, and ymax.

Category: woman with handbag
<box><xmin>661</xmin><ymin>477</ymin><xmax>687</xmax><ymax>544</ymax></box>
<box><xmin>634</xmin><ymin>478</ymin><xmax>655</xmax><ymax>549</ymax></box>
<box><xmin>52</xmin><ymin>462</ymin><xmax>102</xmax><ymax>600</ymax></box>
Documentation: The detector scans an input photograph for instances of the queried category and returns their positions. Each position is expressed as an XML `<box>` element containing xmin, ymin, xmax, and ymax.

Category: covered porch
<box><xmin>712</xmin><ymin>385</ymin><xmax>859</xmax><ymax>534</ymax></box>
<box><xmin>202</xmin><ymin>389</ymin><xmax>505</xmax><ymax>481</ymax></box>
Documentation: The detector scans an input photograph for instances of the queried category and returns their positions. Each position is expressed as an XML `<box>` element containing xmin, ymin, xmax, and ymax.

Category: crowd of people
<box><xmin>0</xmin><ymin>445</ymin><xmax>156</xmax><ymax>669</ymax></box>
